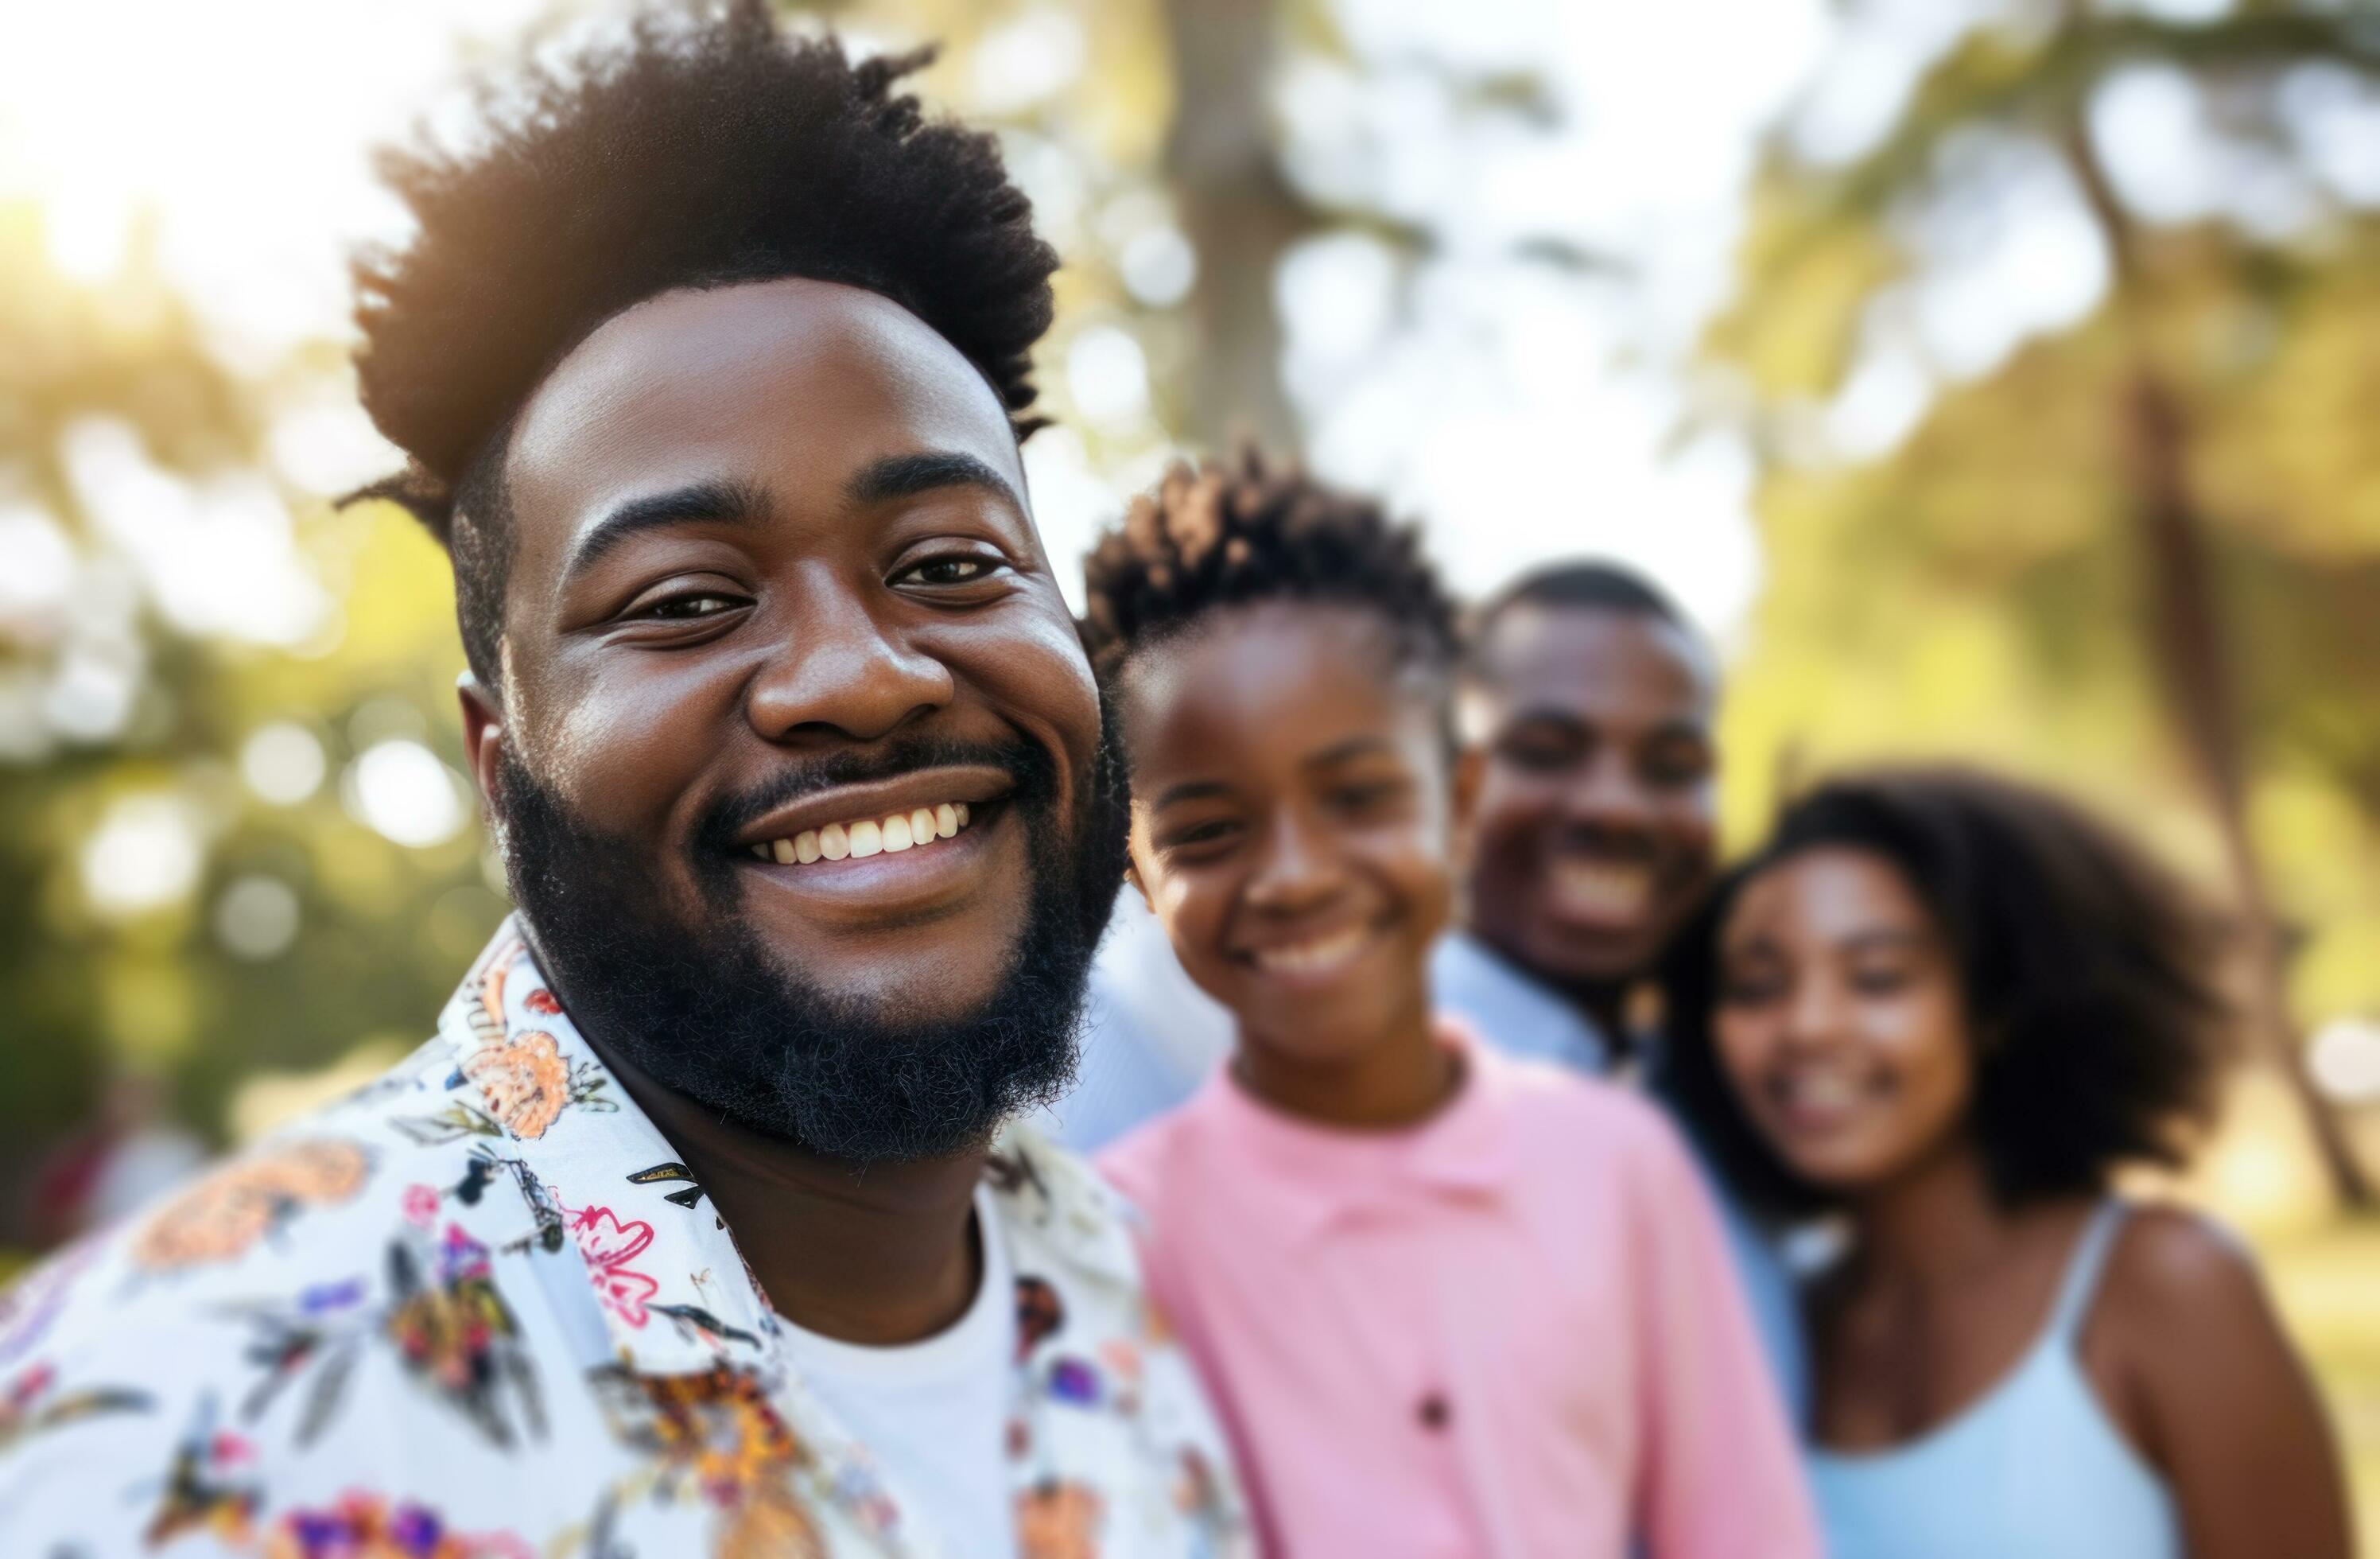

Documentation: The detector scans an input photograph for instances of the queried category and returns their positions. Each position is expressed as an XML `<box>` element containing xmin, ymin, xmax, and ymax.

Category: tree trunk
<box><xmin>2064</xmin><ymin>117</ymin><xmax>2375</xmax><ymax>1211</ymax></box>
<box><xmin>1159</xmin><ymin>0</ymin><xmax>1306</xmax><ymax>453</ymax></box>
<box><xmin>2118</xmin><ymin>371</ymin><xmax>2374</xmax><ymax>1209</ymax></box>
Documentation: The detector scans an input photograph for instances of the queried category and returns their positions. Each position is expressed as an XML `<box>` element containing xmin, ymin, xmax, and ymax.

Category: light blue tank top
<box><xmin>1809</xmin><ymin>1202</ymin><xmax>2183</xmax><ymax>1559</ymax></box>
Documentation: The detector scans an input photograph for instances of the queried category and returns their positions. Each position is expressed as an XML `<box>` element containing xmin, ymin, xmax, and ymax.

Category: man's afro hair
<box><xmin>351</xmin><ymin>0</ymin><xmax>1058</xmax><ymax>550</ymax></box>
<box><xmin>1079</xmin><ymin>447</ymin><xmax>1461</xmax><ymax>686</ymax></box>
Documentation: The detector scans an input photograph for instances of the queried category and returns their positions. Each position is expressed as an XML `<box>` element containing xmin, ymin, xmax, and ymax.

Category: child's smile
<box><xmin>1236</xmin><ymin>919</ymin><xmax>1384</xmax><ymax>983</ymax></box>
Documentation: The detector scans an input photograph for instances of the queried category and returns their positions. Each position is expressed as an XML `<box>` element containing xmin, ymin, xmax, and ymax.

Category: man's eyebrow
<box><xmin>1504</xmin><ymin>707</ymin><xmax>1590</xmax><ymax>737</ymax></box>
<box><xmin>844</xmin><ymin>451</ymin><xmax>1025</xmax><ymax>514</ymax></box>
<box><xmin>564</xmin><ymin>478</ymin><xmax>768</xmax><ymax>585</ymax></box>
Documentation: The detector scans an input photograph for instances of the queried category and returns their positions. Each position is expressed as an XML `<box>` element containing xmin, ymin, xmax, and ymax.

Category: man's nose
<box><xmin>744</xmin><ymin>578</ymin><xmax>954</xmax><ymax>743</ymax></box>
<box><xmin>1557</xmin><ymin>751</ymin><xmax>1659</xmax><ymax>830</ymax></box>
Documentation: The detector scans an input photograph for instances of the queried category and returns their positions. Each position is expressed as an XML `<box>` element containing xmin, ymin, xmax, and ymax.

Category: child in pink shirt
<box><xmin>1080</xmin><ymin>453</ymin><xmax>1818</xmax><ymax>1558</ymax></box>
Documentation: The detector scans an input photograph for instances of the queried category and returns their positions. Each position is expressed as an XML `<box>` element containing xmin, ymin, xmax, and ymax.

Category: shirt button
<box><xmin>1417</xmin><ymin>1394</ymin><xmax>1450</xmax><ymax>1431</ymax></box>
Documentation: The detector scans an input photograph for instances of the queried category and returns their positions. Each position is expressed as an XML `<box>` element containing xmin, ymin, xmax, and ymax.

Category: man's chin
<box><xmin>782</xmin><ymin>966</ymin><xmax>1013</xmax><ymax>1033</ymax></box>
<box><xmin>1525</xmin><ymin>921</ymin><xmax>1662</xmax><ymax>989</ymax></box>
<box><xmin>494</xmin><ymin>751</ymin><xmax>1115</xmax><ymax>1164</ymax></box>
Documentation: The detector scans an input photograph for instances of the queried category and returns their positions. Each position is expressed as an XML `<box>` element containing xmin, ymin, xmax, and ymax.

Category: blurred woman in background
<box><xmin>1664</xmin><ymin>768</ymin><xmax>2352</xmax><ymax>1559</ymax></box>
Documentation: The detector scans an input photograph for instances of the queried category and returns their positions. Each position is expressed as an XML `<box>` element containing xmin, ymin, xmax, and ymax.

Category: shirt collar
<box><xmin>433</xmin><ymin>917</ymin><xmax>1142</xmax><ymax>1377</ymax></box>
<box><xmin>434</xmin><ymin>919</ymin><xmax>778</xmax><ymax>1378</ymax></box>
<box><xmin>1192</xmin><ymin>1019</ymin><xmax>1523</xmax><ymax>1246</ymax></box>
<box><xmin>1429</xmin><ymin>930</ymin><xmax>1613</xmax><ymax>1075</ymax></box>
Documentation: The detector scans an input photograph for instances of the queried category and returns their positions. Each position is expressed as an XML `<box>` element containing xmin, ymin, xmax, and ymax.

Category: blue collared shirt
<box><xmin>1034</xmin><ymin>899</ymin><xmax>1234</xmax><ymax>1153</ymax></box>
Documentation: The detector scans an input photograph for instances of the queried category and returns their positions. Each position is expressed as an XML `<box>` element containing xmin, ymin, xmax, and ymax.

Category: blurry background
<box><xmin>2</xmin><ymin>0</ymin><xmax>2376</xmax><ymax>1534</ymax></box>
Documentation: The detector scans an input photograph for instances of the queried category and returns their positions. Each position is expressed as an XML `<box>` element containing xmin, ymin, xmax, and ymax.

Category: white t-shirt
<box><xmin>775</xmin><ymin>1185</ymin><xmax>1020</xmax><ymax>1559</ymax></box>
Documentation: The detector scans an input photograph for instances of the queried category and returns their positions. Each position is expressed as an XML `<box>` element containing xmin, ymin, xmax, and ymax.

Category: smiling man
<box><xmin>1443</xmin><ymin>561</ymin><xmax>1809</xmax><ymax>1415</ymax></box>
<box><xmin>1443</xmin><ymin>563</ymin><xmax>1720</xmax><ymax>1067</ymax></box>
<box><xmin>0</xmin><ymin>8</ymin><xmax>1244</xmax><ymax>1556</ymax></box>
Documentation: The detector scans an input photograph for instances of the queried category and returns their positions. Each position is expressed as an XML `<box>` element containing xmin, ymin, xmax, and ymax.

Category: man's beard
<box><xmin>492</xmin><ymin>717</ymin><xmax>1128</xmax><ymax>1164</ymax></box>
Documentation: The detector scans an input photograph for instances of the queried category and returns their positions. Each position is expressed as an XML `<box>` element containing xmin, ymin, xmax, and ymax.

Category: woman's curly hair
<box><xmin>1660</xmin><ymin>767</ymin><xmax>2234</xmax><ymax>1219</ymax></box>
<box><xmin>1078</xmin><ymin>448</ymin><xmax>1461</xmax><ymax>689</ymax></box>
<box><xmin>348</xmin><ymin>0</ymin><xmax>1057</xmax><ymax>682</ymax></box>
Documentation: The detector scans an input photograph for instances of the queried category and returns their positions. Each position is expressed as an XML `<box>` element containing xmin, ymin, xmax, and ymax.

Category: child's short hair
<box><xmin>1079</xmin><ymin>448</ymin><xmax>1460</xmax><ymax>689</ymax></box>
<box><xmin>1661</xmin><ymin>767</ymin><xmax>2232</xmax><ymax>1219</ymax></box>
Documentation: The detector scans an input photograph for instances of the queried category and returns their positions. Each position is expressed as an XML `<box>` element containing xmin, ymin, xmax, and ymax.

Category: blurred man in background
<box><xmin>1444</xmin><ymin>561</ymin><xmax>1807</xmax><ymax>1412</ymax></box>
<box><xmin>0</xmin><ymin>8</ymin><xmax>1244</xmax><ymax>1555</ymax></box>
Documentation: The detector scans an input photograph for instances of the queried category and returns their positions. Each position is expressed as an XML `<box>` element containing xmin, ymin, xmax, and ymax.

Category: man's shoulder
<box><xmin>2</xmin><ymin>1035</ymin><xmax>510</xmax><ymax>1365</ymax></box>
<box><xmin>1431</xmin><ymin>932</ymin><xmax>1613</xmax><ymax>1073</ymax></box>
<box><xmin>0</xmin><ymin>1033</ymin><xmax>599</xmax><ymax>1543</ymax></box>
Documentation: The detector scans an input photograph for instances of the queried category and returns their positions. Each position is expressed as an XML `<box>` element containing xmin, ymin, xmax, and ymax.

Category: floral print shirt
<box><xmin>0</xmin><ymin>920</ymin><xmax>1249</xmax><ymax>1559</ymax></box>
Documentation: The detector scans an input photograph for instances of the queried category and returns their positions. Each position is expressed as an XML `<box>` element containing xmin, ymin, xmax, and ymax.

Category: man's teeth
<box><xmin>1249</xmin><ymin>925</ymin><xmax>1371</xmax><ymax>976</ymax></box>
<box><xmin>748</xmin><ymin>802</ymin><xmax>972</xmax><ymax>866</ymax></box>
<box><xmin>1551</xmin><ymin>859</ymin><xmax>1654</xmax><ymax>916</ymax></box>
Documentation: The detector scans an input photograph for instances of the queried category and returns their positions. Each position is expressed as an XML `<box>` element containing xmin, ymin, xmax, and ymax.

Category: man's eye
<box><xmin>902</xmin><ymin>554</ymin><xmax>1006</xmax><ymax>587</ymax></box>
<box><xmin>1642</xmin><ymin>748</ymin><xmax>1713</xmax><ymax>788</ymax></box>
<box><xmin>639</xmin><ymin>593</ymin><xmax>743</xmax><ymax>620</ymax></box>
<box><xmin>1501</xmin><ymin>741</ymin><xmax>1575</xmax><ymax>774</ymax></box>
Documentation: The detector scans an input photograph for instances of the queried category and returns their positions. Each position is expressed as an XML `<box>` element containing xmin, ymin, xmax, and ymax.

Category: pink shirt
<box><xmin>1099</xmin><ymin>1024</ymin><xmax>1819</xmax><ymax>1559</ymax></box>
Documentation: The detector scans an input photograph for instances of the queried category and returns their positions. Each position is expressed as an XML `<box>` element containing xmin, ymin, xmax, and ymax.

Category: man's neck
<box><xmin>584</xmin><ymin>1033</ymin><xmax>985</xmax><ymax>1347</ymax></box>
<box><xmin>1471</xmin><ymin>930</ymin><xmax>1629</xmax><ymax>1040</ymax></box>
<box><xmin>1563</xmin><ymin>980</ymin><xmax>1629</xmax><ymax>1044</ymax></box>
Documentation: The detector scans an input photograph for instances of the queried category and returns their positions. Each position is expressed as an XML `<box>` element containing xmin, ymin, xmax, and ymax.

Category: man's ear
<box><xmin>456</xmin><ymin>674</ymin><xmax>507</xmax><ymax>821</ymax></box>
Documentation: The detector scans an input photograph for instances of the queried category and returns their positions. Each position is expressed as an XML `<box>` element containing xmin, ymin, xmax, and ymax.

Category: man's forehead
<box><xmin>504</xmin><ymin>276</ymin><xmax>1028</xmax><ymax>545</ymax></box>
<box><xmin>1473</xmin><ymin>603</ymin><xmax>1714</xmax><ymax>712</ymax></box>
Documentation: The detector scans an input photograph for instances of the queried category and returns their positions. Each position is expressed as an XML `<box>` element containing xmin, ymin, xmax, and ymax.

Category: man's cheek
<box><xmin>1467</xmin><ymin>782</ymin><xmax>1533</xmax><ymax>861</ymax></box>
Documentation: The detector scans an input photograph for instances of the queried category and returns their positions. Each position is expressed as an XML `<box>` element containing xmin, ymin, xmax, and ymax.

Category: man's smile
<box><xmin>746</xmin><ymin>800</ymin><xmax>972</xmax><ymax>864</ymax></box>
<box><xmin>731</xmin><ymin>762</ymin><xmax>1015</xmax><ymax>857</ymax></box>
<box><xmin>1543</xmin><ymin>852</ymin><xmax>1660</xmax><ymax>929</ymax></box>
<box><xmin>725</xmin><ymin>761</ymin><xmax>1030</xmax><ymax>918</ymax></box>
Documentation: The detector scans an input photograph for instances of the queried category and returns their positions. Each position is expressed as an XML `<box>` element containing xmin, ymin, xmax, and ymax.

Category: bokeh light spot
<box><xmin>81</xmin><ymin>793</ymin><xmax>204</xmax><ymax>919</ymax></box>
<box><xmin>215</xmin><ymin>874</ymin><xmax>302</xmax><ymax>961</ymax></box>
<box><xmin>344</xmin><ymin>740</ymin><xmax>468</xmax><ymax>849</ymax></box>
<box><xmin>240</xmin><ymin>721</ymin><xmax>328</xmax><ymax>806</ymax></box>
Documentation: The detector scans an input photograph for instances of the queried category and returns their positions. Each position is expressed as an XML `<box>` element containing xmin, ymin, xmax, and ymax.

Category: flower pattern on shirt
<box><xmin>130</xmin><ymin>1138</ymin><xmax>372</xmax><ymax>1273</ymax></box>
<box><xmin>460</xmin><ymin>1031</ymin><xmax>575</xmax><ymax>1140</ymax></box>
<box><xmin>552</xmin><ymin>1192</ymin><xmax>662</xmax><ymax>1330</ymax></box>
<box><xmin>263</xmin><ymin>1491</ymin><xmax>534</xmax><ymax>1559</ymax></box>
<box><xmin>0</xmin><ymin>917</ymin><xmax>1250</xmax><ymax>1559</ymax></box>
<box><xmin>1019</xmin><ymin>1480</ymin><xmax>1105</xmax><ymax>1559</ymax></box>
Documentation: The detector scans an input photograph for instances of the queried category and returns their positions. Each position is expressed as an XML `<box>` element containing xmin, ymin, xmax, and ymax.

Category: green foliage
<box><xmin>1706</xmin><ymin>7</ymin><xmax>2380</xmax><ymax>1059</ymax></box>
<box><xmin>0</xmin><ymin>209</ymin><xmax>493</xmax><ymax>1192</ymax></box>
